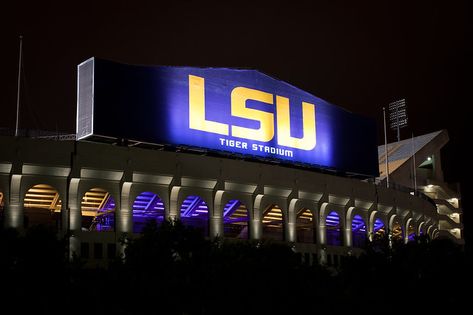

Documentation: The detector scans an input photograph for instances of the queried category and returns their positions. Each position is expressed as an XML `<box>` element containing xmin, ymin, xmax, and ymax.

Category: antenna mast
<box><xmin>15</xmin><ymin>35</ymin><xmax>23</xmax><ymax>137</ymax></box>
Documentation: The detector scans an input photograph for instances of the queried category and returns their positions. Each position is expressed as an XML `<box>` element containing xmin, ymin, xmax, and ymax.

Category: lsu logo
<box><xmin>188</xmin><ymin>75</ymin><xmax>316</xmax><ymax>151</ymax></box>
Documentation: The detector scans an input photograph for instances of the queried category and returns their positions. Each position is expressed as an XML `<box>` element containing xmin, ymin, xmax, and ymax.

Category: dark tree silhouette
<box><xmin>0</xmin><ymin>220</ymin><xmax>469</xmax><ymax>314</ymax></box>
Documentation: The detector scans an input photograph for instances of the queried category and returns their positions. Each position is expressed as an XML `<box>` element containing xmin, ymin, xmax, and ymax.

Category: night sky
<box><xmin>1</xmin><ymin>1</ymin><xmax>471</xmax><ymax>239</ymax></box>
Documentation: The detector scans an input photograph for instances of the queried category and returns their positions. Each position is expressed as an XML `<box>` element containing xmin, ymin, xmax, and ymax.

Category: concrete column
<box><xmin>404</xmin><ymin>218</ymin><xmax>412</xmax><ymax>244</ymax></box>
<box><xmin>169</xmin><ymin>186</ymin><xmax>181</xmax><ymax>221</ymax></box>
<box><xmin>344</xmin><ymin>227</ymin><xmax>352</xmax><ymax>247</ymax></box>
<box><xmin>318</xmin><ymin>224</ymin><xmax>326</xmax><ymax>245</ymax></box>
<box><xmin>210</xmin><ymin>190</ymin><xmax>225</xmax><ymax>239</ymax></box>
<box><xmin>286</xmin><ymin>222</ymin><xmax>296</xmax><ymax>242</ymax></box>
<box><xmin>426</xmin><ymin>225</ymin><xmax>433</xmax><ymax>239</ymax></box>
<box><xmin>368</xmin><ymin>211</ymin><xmax>377</xmax><ymax>242</ymax></box>
<box><xmin>388</xmin><ymin>214</ymin><xmax>397</xmax><ymax>248</ymax></box>
<box><xmin>418</xmin><ymin>222</ymin><xmax>425</xmax><ymax>236</ymax></box>
<box><xmin>366</xmin><ymin>225</ymin><xmax>372</xmax><ymax>242</ymax></box>
<box><xmin>119</xmin><ymin>182</ymin><xmax>133</xmax><ymax>235</ymax></box>
<box><xmin>252</xmin><ymin>194</ymin><xmax>264</xmax><ymax>240</ymax></box>
<box><xmin>68</xmin><ymin>178</ymin><xmax>81</xmax><ymax>232</ymax></box>
<box><xmin>209</xmin><ymin>216</ymin><xmax>222</xmax><ymax>239</ymax></box>
<box><xmin>318</xmin><ymin>202</ymin><xmax>329</xmax><ymax>245</ymax></box>
<box><xmin>68</xmin><ymin>178</ymin><xmax>81</xmax><ymax>260</ymax></box>
<box><xmin>251</xmin><ymin>218</ymin><xmax>262</xmax><ymax>240</ymax></box>
<box><xmin>286</xmin><ymin>199</ymin><xmax>298</xmax><ymax>242</ymax></box>
<box><xmin>116</xmin><ymin>182</ymin><xmax>132</xmax><ymax>259</ymax></box>
<box><xmin>6</xmin><ymin>174</ymin><xmax>23</xmax><ymax>229</ymax></box>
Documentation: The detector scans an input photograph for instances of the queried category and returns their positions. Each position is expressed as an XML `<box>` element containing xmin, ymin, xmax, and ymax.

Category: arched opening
<box><xmin>352</xmin><ymin>214</ymin><xmax>366</xmax><ymax>248</ymax></box>
<box><xmin>223</xmin><ymin>200</ymin><xmax>249</xmax><ymax>239</ymax></box>
<box><xmin>81</xmin><ymin>188</ymin><xmax>115</xmax><ymax>232</ymax></box>
<box><xmin>296</xmin><ymin>208</ymin><xmax>314</xmax><ymax>243</ymax></box>
<box><xmin>180</xmin><ymin>195</ymin><xmax>208</xmax><ymax>236</ymax></box>
<box><xmin>373</xmin><ymin>218</ymin><xmax>386</xmax><ymax>239</ymax></box>
<box><xmin>132</xmin><ymin>191</ymin><xmax>165</xmax><ymax>234</ymax></box>
<box><xmin>23</xmin><ymin>184</ymin><xmax>62</xmax><ymax>229</ymax></box>
<box><xmin>262</xmin><ymin>205</ymin><xmax>284</xmax><ymax>241</ymax></box>
<box><xmin>391</xmin><ymin>218</ymin><xmax>403</xmax><ymax>242</ymax></box>
<box><xmin>326</xmin><ymin>211</ymin><xmax>342</xmax><ymax>246</ymax></box>
<box><xmin>407</xmin><ymin>222</ymin><xmax>416</xmax><ymax>241</ymax></box>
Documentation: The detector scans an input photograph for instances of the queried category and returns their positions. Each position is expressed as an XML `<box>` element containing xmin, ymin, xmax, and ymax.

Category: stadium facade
<box><xmin>0</xmin><ymin>58</ymin><xmax>463</xmax><ymax>266</ymax></box>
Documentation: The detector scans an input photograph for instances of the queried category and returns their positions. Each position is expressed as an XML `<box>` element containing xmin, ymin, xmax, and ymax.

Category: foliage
<box><xmin>0</xmin><ymin>221</ymin><xmax>469</xmax><ymax>314</ymax></box>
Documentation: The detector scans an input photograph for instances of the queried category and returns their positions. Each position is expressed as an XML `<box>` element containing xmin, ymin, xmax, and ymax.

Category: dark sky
<box><xmin>1</xmin><ymin>0</ymin><xmax>472</xmax><ymax>234</ymax></box>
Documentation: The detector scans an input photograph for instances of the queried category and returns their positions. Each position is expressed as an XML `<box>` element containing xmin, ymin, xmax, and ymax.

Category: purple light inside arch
<box><xmin>223</xmin><ymin>199</ymin><xmax>249</xmax><ymax>239</ymax></box>
<box><xmin>326</xmin><ymin>211</ymin><xmax>342</xmax><ymax>246</ymax></box>
<box><xmin>180</xmin><ymin>196</ymin><xmax>209</xmax><ymax>236</ymax></box>
<box><xmin>374</xmin><ymin>218</ymin><xmax>385</xmax><ymax>232</ymax></box>
<box><xmin>352</xmin><ymin>214</ymin><xmax>367</xmax><ymax>247</ymax></box>
<box><xmin>352</xmin><ymin>215</ymin><xmax>366</xmax><ymax>232</ymax></box>
<box><xmin>180</xmin><ymin>196</ymin><xmax>208</xmax><ymax>218</ymax></box>
<box><xmin>132</xmin><ymin>191</ymin><xmax>165</xmax><ymax>233</ymax></box>
<box><xmin>223</xmin><ymin>200</ymin><xmax>246</xmax><ymax>223</ymax></box>
<box><xmin>326</xmin><ymin>211</ymin><xmax>339</xmax><ymax>228</ymax></box>
<box><xmin>102</xmin><ymin>196</ymin><xmax>115</xmax><ymax>211</ymax></box>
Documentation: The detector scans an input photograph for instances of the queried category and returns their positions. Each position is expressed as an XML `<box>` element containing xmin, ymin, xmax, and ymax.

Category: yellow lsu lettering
<box><xmin>276</xmin><ymin>96</ymin><xmax>316</xmax><ymax>150</ymax></box>
<box><xmin>231</xmin><ymin>87</ymin><xmax>274</xmax><ymax>142</ymax></box>
<box><xmin>189</xmin><ymin>75</ymin><xmax>229</xmax><ymax>135</ymax></box>
<box><xmin>188</xmin><ymin>75</ymin><xmax>316</xmax><ymax>150</ymax></box>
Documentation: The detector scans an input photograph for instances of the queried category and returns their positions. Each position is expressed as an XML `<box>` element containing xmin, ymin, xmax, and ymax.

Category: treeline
<box><xmin>0</xmin><ymin>220</ymin><xmax>469</xmax><ymax>314</ymax></box>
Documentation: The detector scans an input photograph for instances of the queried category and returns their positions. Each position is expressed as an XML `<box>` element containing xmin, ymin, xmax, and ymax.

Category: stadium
<box><xmin>0</xmin><ymin>58</ymin><xmax>463</xmax><ymax>266</ymax></box>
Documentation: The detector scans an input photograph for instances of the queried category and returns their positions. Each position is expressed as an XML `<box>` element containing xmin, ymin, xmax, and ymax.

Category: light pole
<box><xmin>383</xmin><ymin>107</ymin><xmax>389</xmax><ymax>188</ymax></box>
<box><xmin>15</xmin><ymin>35</ymin><xmax>23</xmax><ymax>137</ymax></box>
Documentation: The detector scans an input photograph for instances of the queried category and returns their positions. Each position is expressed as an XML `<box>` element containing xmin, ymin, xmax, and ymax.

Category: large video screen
<box><xmin>77</xmin><ymin>58</ymin><xmax>379</xmax><ymax>177</ymax></box>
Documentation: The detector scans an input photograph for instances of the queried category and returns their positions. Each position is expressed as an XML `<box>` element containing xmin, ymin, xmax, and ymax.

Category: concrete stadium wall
<box><xmin>0</xmin><ymin>136</ymin><xmax>439</xmax><ymax>265</ymax></box>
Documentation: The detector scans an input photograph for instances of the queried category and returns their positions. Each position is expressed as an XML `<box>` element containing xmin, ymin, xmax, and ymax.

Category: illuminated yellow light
<box><xmin>231</xmin><ymin>87</ymin><xmax>274</xmax><ymax>142</ymax></box>
<box><xmin>81</xmin><ymin>210</ymin><xmax>98</xmax><ymax>217</ymax></box>
<box><xmin>265</xmin><ymin>216</ymin><xmax>282</xmax><ymax>220</ymax></box>
<box><xmin>276</xmin><ymin>96</ymin><xmax>316</xmax><ymax>150</ymax></box>
<box><xmin>188</xmin><ymin>75</ymin><xmax>229</xmax><ymax>135</ymax></box>
<box><xmin>263</xmin><ymin>206</ymin><xmax>284</xmax><ymax>224</ymax></box>
<box><xmin>23</xmin><ymin>184</ymin><xmax>62</xmax><ymax>211</ymax></box>
<box><xmin>300</xmin><ymin>211</ymin><xmax>312</xmax><ymax>215</ymax></box>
